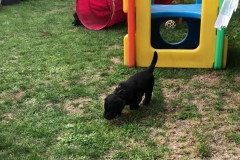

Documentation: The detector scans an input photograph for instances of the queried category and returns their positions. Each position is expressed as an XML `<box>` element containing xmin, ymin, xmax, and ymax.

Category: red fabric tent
<box><xmin>76</xmin><ymin>0</ymin><xmax>127</xmax><ymax>30</ymax></box>
<box><xmin>154</xmin><ymin>0</ymin><xmax>173</xmax><ymax>4</ymax></box>
<box><xmin>75</xmin><ymin>0</ymin><xmax>173</xmax><ymax>30</ymax></box>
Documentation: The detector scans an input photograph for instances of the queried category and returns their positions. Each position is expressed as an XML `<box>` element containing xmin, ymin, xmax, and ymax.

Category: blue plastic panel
<box><xmin>151</xmin><ymin>4</ymin><xmax>202</xmax><ymax>19</ymax></box>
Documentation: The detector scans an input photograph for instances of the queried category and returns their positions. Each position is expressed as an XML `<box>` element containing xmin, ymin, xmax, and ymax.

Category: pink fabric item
<box><xmin>154</xmin><ymin>0</ymin><xmax>173</xmax><ymax>4</ymax></box>
<box><xmin>76</xmin><ymin>0</ymin><xmax>127</xmax><ymax>30</ymax></box>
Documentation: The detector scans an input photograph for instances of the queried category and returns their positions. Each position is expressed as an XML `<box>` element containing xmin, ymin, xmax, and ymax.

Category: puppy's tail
<box><xmin>147</xmin><ymin>51</ymin><xmax>158</xmax><ymax>73</ymax></box>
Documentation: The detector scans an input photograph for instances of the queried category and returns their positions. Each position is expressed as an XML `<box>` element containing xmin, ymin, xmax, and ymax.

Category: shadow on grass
<box><xmin>105</xmin><ymin>21</ymin><xmax>128</xmax><ymax>31</ymax></box>
<box><xmin>226</xmin><ymin>47</ymin><xmax>240</xmax><ymax>72</ymax></box>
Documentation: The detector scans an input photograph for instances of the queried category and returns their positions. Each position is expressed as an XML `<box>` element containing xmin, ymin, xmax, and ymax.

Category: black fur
<box><xmin>103</xmin><ymin>51</ymin><xmax>158</xmax><ymax>120</ymax></box>
<box><xmin>72</xmin><ymin>12</ymin><xmax>82</xmax><ymax>26</ymax></box>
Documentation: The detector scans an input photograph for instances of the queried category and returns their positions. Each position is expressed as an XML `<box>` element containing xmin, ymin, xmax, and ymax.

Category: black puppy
<box><xmin>72</xmin><ymin>12</ymin><xmax>82</xmax><ymax>26</ymax></box>
<box><xmin>103</xmin><ymin>51</ymin><xmax>158</xmax><ymax>120</ymax></box>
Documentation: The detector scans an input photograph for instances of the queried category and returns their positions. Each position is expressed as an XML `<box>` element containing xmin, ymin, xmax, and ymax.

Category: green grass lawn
<box><xmin>1</xmin><ymin>0</ymin><xmax>240</xmax><ymax>159</ymax></box>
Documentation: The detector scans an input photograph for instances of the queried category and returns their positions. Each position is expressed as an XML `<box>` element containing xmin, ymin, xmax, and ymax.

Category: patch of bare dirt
<box><xmin>2</xmin><ymin>113</ymin><xmax>15</xmax><ymax>120</ymax></box>
<box><xmin>41</xmin><ymin>31</ymin><xmax>53</xmax><ymax>37</ymax></box>
<box><xmin>103</xmin><ymin>149</ymin><xmax>118</xmax><ymax>160</ymax></box>
<box><xmin>108</xmin><ymin>66</ymin><xmax>114</xmax><ymax>73</ymax></box>
<box><xmin>12</xmin><ymin>55</ymin><xmax>21</xmax><ymax>59</ymax></box>
<box><xmin>0</xmin><ymin>91</ymin><xmax>7</xmax><ymax>97</ymax></box>
<box><xmin>106</xmin><ymin>44</ymin><xmax>123</xmax><ymax>50</ymax></box>
<box><xmin>9</xmin><ymin>60</ymin><xmax>17</xmax><ymax>63</ymax></box>
<box><xmin>56</xmin><ymin>134</ymin><xmax>63</xmax><ymax>141</ymax></box>
<box><xmin>12</xmin><ymin>90</ymin><xmax>25</xmax><ymax>100</ymax></box>
<box><xmin>0</xmin><ymin>92</ymin><xmax>6</xmax><ymax>104</ymax></box>
<box><xmin>160</xmin><ymin>78</ymin><xmax>192</xmax><ymax>109</ymax></box>
<box><xmin>149</xmin><ymin>128</ymin><xmax>167</xmax><ymax>145</ymax></box>
<box><xmin>217</xmin><ymin>125</ymin><xmax>238</xmax><ymax>133</ymax></box>
<box><xmin>11</xmin><ymin>47</ymin><xmax>17</xmax><ymax>51</ymax></box>
<box><xmin>79</xmin><ymin>74</ymin><xmax>105</xmax><ymax>85</ymax></box>
<box><xmin>68</xmin><ymin>27</ymin><xmax>79</xmax><ymax>32</ymax></box>
<box><xmin>79</xmin><ymin>76</ymin><xmax>88</xmax><ymax>84</ymax></box>
<box><xmin>85</xmin><ymin>51</ymin><xmax>94</xmax><ymax>54</ymax></box>
<box><xmin>121</xmin><ymin>109</ymin><xmax>131</xmax><ymax>115</ymax></box>
<box><xmin>210</xmin><ymin>126</ymin><xmax>240</xmax><ymax>160</ymax></box>
<box><xmin>167</xmin><ymin>120</ymin><xmax>200</xmax><ymax>159</ymax></box>
<box><xmin>60</xmin><ymin>80</ymin><xmax>69</xmax><ymax>88</ymax></box>
<box><xmin>98</xmin><ymin>93</ymin><xmax>106</xmax><ymax>101</ymax></box>
<box><xmin>155</xmin><ymin>76</ymin><xmax>239</xmax><ymax>159</ymax></box>
<box><xmin>46</xmin><ymin>103</ymin><xmax>61</xmax><ymax>107</ymax></box>
<box><xmin>149</xmin><ymin>120</ymin><xmax>199</xmax><ymax>159</ymax></box>
<box><xmin>126</xmin><ymin>139</ymin><xmax>147</xmax><ymax>148</ymax></box>
<box><xmin>72</xmin><ymin>97</ymin><xmax>91</xmax><ymax>104</ymax></box>
<box><xmin>64</xmin><ymin>97</ymin><xmax>91</xmax><ymax>114</ymax></box>
<box><xmin>64</xmin><ymin>105</ymin><xmax>83</xmax><ymax>114</ymax></box>
<box><xmin>46</xmin><ymin>7</ymin><xmax>68</xmax><ymax>14</ymax></box>
<box><xmin>221</xmin><ymin>91</ymin><xmax>240</xmax><ymax>109</ymax></box>
<box><xmin>110</xmin><ymin>57</ymin><xmax>122</xmax><ymax>64</ymax></box>
<box><xmin>0</xmin><ymin>40</ymin><xmax>4</xmax><ymax>44</ymax></box>
<box><xmin>189</xmin><ymin>92</ymin><xmax>218</xmax><ymax>119</ymax></box>
<box><xmin>25</xmin><ymin>98</ymin><xmax>36</xmax><ymax>105</ymax></box>
<box><xmin>192</xmin><ymin>72</ymin><xmax>221</xmax><ymax>86</ymax></box>
<box><xmin>234</xmin><ymin>77</ymin><xmax>240</xmax><ymax>86</ymax></box>
<box><xmin>161</xmin><ymin>77</ymin><xmax>219</xmax><ymax>114</ymax></box>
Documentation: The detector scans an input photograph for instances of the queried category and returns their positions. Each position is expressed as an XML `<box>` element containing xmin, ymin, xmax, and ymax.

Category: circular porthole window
<box><xmin>159</xmin><ymin>19</ymin><xmax>188</xmax><ymax>44</ymax></box>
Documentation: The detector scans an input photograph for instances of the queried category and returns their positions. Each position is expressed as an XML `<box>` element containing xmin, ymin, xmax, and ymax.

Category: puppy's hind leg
<box><xmin>143</xmin><ymin>88</ymin><xmax>153</xmax><ymax>106</ymax></box>
<box><xmin>129</xmin><ymin>92</ymin><xmax>143</xmax><ymax>110</ymax></box>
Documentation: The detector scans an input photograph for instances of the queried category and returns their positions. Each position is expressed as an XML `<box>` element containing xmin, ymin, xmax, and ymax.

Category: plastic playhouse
<box><xmin>123</xmin><ymin>0</ymin><xmax>228</xmax><ymax>69</ymax></box>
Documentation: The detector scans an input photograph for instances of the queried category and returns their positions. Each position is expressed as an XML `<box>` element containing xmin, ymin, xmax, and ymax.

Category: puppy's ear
<box><xmin>115</xmin><ymin>98</ymin><xmax>125</xmax><ymax>115</ymax></box>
